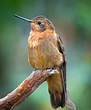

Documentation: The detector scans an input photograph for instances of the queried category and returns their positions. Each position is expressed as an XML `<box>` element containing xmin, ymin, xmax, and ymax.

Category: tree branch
<box><xmin>0</xmin><ymin>69</ymin><xmax>58</xmax><ymax>110</ymax></box>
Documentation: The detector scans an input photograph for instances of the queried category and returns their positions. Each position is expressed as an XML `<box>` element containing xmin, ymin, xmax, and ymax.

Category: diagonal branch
<box><xmin>0</xmin><ymin>69</ymin><xmax>58</xmax><ymax>110</ymax></box>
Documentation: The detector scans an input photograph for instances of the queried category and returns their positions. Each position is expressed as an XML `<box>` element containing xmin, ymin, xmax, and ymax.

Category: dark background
<box><xmin>0</xmin><ymin>0</ymin><xmax>91</xmax><ymax>110</ymax></box>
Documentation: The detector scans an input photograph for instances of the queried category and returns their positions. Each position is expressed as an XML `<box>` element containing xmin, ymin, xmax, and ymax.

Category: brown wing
<box><xmin>47</xmin><ymin>34</ymin><xmax>66</xmax><ymax>108</ymax></box>
<box><xmin>57</xmin><ymin>34</ymin><xmax>66</xmax><ymax>94</ymax></box>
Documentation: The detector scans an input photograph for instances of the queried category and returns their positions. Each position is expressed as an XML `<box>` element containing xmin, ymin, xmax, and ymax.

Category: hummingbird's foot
<box><xmin>46</xmin><ymin>67</ymin><xmax>59</xmax><ymax>75</ymax></box>
<box><xmin>46</xmin><ymin>67</ymin><xmax>53</xmax><ymax>71</ymax></box>
<box><xmin>49</xmin><ymin>69</ymin><xmax>59</xmax><ymax>75</ymax></box>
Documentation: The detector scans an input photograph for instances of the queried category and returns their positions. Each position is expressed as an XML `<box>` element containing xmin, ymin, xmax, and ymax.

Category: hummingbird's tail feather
<box><xmin>49</xmin><ymin>90</ymin><xmax>65</xmax><ymax>109</ymax></box>
<box><xmin>49</xmin><ymin>90</ymin><xmax>76</xmax><ymax>110</ymax></box>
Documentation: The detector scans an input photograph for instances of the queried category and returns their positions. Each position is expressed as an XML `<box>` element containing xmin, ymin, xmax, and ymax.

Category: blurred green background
<box><xmin>0</xmin><ymin>0</ymin><xmax>91</xmax><ymax>110</ymax></box>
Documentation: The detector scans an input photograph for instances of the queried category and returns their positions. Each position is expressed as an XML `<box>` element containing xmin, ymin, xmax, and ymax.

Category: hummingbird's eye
<box><xmin>37</xmin><ymin>21</ymin><xmax>41</xmax><ymax>25</ymax></box>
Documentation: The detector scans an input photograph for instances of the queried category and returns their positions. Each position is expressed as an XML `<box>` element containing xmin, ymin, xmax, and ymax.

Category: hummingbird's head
<box><xmin>14</xmin><ymin>14</ymin><xmax>55</xmax><ymax>32</ymax></box>
<box><xmin>31</xmin><ymin>16</ymin><xmax>54</xmax><ymax>32</ymax></box>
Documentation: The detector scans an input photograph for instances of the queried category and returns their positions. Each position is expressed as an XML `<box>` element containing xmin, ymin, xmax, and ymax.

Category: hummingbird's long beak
<box><xmin>14</xmin><ymin>14</ymin><xmax>32</xmax><ymax>23</ymax></box>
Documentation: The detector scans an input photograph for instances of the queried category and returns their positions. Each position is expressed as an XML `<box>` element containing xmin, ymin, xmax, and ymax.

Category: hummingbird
<box><xmin>14</xmin><ymin>14</ymin><xmax>76</xmax><ymax>110</ymax></box>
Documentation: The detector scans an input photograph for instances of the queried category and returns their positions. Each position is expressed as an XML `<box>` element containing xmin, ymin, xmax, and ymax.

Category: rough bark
<box><xmin>0</xmin><ymin>69</ymin><xmax>58</xmax><ymax>110</ymax></box>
